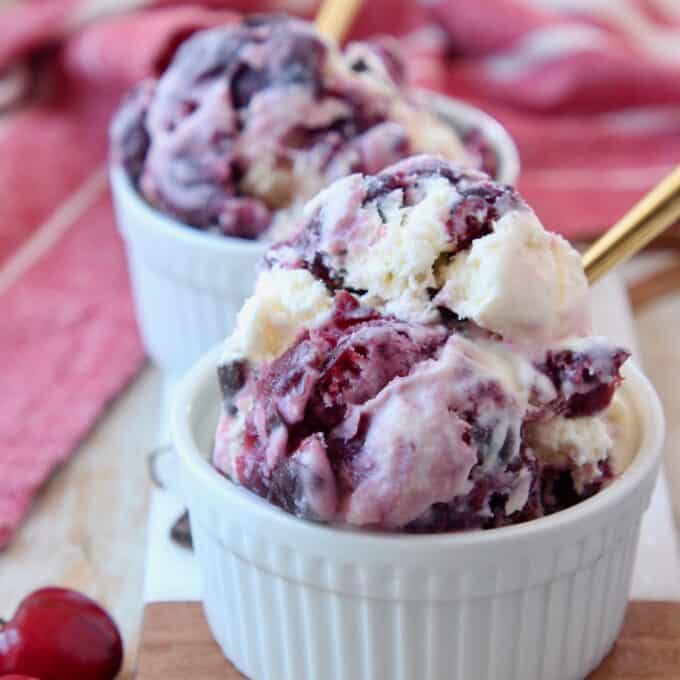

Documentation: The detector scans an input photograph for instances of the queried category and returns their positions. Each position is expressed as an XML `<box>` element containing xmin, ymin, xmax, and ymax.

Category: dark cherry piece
<box><xmin>170</xmin><ymin>511</ymin><xmax>194</xmax><ymax>550</ymax></box>
<box><xmin>0</xmin><ymin>588</ymin><xmax>123</xmax><ymax>680</ymax></box>
<box><xmin>540</xmin><ymin>346</ymin><xmax>629</xmax><ymax>417</ymax></box>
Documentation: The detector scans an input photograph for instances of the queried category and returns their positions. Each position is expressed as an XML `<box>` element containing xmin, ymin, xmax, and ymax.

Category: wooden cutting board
<box><xmin>135</xmin><ymin>601</ymin><xmax>680</xmax><ymax>679</ymax></box>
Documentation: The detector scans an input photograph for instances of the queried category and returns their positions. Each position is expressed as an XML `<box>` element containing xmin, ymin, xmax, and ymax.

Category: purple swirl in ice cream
<box><xmin>212</xmin><ymin>156</ymin><xmax>631</xmax><ymax>531</ymax></box>
<box><xmin>111</xmin><ymin>15</ymin><xmax>494</xmax><ymax>240</ymax></box>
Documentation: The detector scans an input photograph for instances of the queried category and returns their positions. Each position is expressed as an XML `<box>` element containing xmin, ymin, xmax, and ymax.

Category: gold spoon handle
<box><xmin>583</xmin><ymin>165</ymin><xmax>680</xmax><ymax>284</ymax></box>
<box><xmin>315</xmin><ymin>0</ymin><xmax>364</xmax><ymax>43</ymax></box>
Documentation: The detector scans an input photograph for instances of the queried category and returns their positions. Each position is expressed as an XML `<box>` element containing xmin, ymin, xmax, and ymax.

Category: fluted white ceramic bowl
<box><xmin>111</xmin><ymin>93</ymin><xmax>519</xmax><ymax>376</ymax></box>
<box><xmin>110</xmin><ymin>167</ymin><xmax>268</xmax><ymax>378</ymax></box>
<box><xmin>172</xmin><ymin>346</ymin><xmax>664</xmax><ymax>680</ymax></box>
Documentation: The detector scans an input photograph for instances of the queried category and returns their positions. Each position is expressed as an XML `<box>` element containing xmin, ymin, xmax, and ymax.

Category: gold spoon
<box><xmin>315</xmin><ymin>0</ymin><xmax>364</xmax><ymax>43</ymax></box>
<box><xmin>583</xmin><ymin>165</ymin><xmax>680</xmax><ymax>284</ymax></box>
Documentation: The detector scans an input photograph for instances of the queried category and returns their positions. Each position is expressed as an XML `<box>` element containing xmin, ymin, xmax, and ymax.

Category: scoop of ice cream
<box><xmin>213</xmin><ymin>155</ymin><xmax>630</xmax><ymax>531</ymax></box>
<box><xmin>215</xmin><ymin>293</ymin><xmax>626</xmax><ymax>529</ymax></box>
<box><xmin>434</xmin><ymin>209</ymin><xmax>589</xmax><ymax>343</ymax></box>
<box><xmin>526</xmin><ymin>416</ymin><xmax>612</xmax><ymax>490</ymax></box>
<box><xmin>111</xmin><ymin>15</ymin><xmax>491</xmax><ymax>240</ymax></box>
<box><xmin>604</xmin><ymin>392</ymin><xmax>638</xmax><ymax>473</ymax></box>
<box><xmin>216</xmin><ymin>294</ymin><xmax>523</xmax><ymax>527</ymax></box>
<box><xmin>221</xmin><ymin>267</ymin><xmax>333</xmax><ymax>364</ymax></box>
<box><xmin>268</xmin><ymin>155</ymin><xmax>588</xmax><ymax>344</ymax></box>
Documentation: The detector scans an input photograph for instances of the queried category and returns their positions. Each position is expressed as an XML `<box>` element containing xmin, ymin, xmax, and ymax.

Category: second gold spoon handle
<box><xmin>315</xmin><ymin>0</ymin><xmax>364</xmax><ymax>43</ymax></box>
<box><xmin>583</xmin><ymin>165</ymin><xmax>680</xmax><ymax>284</ymax></box>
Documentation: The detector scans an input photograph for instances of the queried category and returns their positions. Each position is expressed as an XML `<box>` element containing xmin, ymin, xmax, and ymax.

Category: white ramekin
<box><xmin>110</xmin><ymin>166</ymin><xmax>268</xmax><ymax>377</ymax></box>
<box><xmin>172</xmin><ymin>346</ymin><xmax>664</xmax><ymax>680</ymax></box>
<box><xmin>111</xmin><ymin>94</ymin><xmax>519</xmax><ymax>377</ymax></box>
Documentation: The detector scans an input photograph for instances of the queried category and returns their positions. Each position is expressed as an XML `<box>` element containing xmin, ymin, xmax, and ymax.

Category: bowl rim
<box><xmin>172</xmin><ymin>344</ymin><xmax>665</xmax><ymax>552</ymax></box>
<box><xmin>415</xmin><ymin>88</ymin><xmax>520</xmax><ymax>187</ymax></box>
<box><xmin>110</xmin><ymin>91</ymin><xmax>520</xmax><ymax>250</ymax></box>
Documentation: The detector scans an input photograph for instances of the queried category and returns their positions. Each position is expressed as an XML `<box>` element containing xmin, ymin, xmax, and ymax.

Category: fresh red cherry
<box><xmin>2</xmin><ymin>675</ymin><xmax>41</xmax><ymax>679</ymax></box>
<box><xmin>0</xmin><ymin>588</ymin><xmax>123</xmax><ymax>680</ymax></box>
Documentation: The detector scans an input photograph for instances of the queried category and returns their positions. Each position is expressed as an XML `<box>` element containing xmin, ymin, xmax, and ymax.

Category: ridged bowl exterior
<box><xmin>110</xmin><ymin>166</ymin><xmax>267</xmax><ymax>376</ymax></box>
<box><xmin>172</xmin><ymin>347</ymin><xmax>664</xmax><ymax>680</ymax></box>
<box><xmin>110</xmin><ymin>93</ymin><xmax>520</xmax><ymax>377</ymax></box>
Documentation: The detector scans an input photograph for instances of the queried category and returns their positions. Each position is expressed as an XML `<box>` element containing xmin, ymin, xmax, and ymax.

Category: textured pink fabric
<box><xmin>1</xmin><ymin>0</ymin><xmax>679</xmax><ymax>546</ymax></box>
<box><xmin>0</xmin><ymin>191</ymin><xmax>142</xmax><ymax>546</ymax></box>
<box><xmin>397</xmin><ymin>1</ymin><xmax>680</xmax><ymax>236</ymax></box>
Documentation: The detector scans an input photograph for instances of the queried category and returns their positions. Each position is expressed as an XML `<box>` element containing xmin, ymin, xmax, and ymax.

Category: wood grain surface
<box><xmin>590</xmin><ymin>601</ymin><xmax>680</xmax><ymax>679</ymax></box>
<box><xmin>137</xmin><ymin>602</ymin><xmax>245</xmax><ymax>680</ymax></box>
<box><xmin>136</xmin><ymin>601</ymin><xmax>680</xmax><ymax>680</ymax></box>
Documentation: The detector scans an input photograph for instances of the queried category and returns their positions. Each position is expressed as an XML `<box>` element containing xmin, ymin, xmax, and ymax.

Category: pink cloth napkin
<box><xmin>0</xmin><ymin>5</ymin><xmax>240</xmax><ymax>548</ymax></box>
<box><xmin>1</xmin><ymin>0</ymin><xmax>679</xmax><ymax>548</ymax></box>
